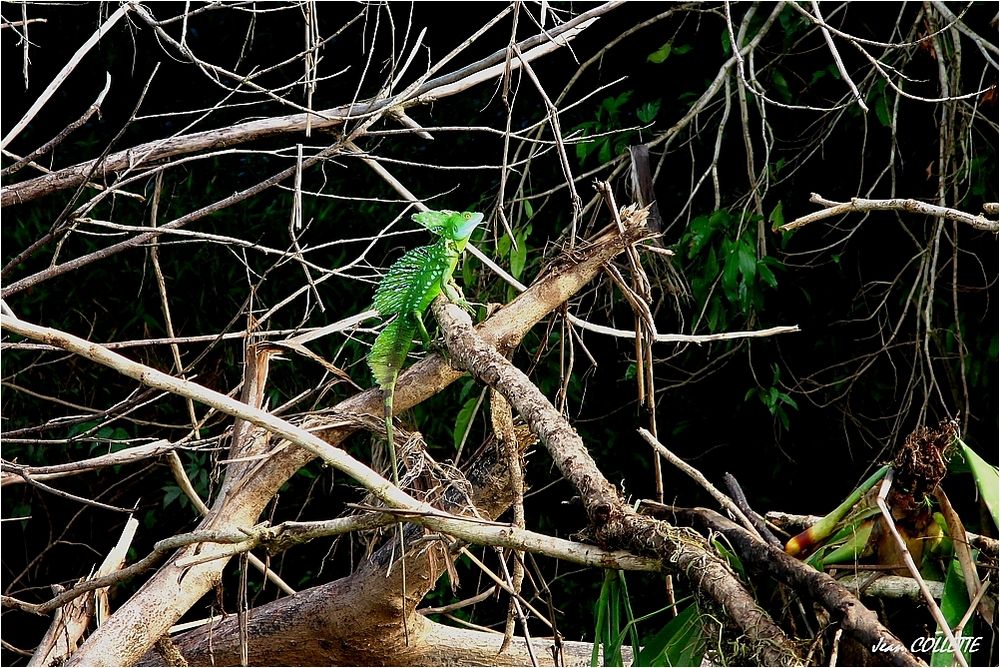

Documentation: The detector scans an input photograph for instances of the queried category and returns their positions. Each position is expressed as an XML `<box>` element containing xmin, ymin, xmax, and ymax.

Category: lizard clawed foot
<box><xmin>456</xmin><ymin>299</ymin><xmax>481</xmax><ymax>315</ymax></box>
<box><xmin>430</xmin><ymin>337</ymin><xmax>465</xmax><ymax>374</ymax></box>
<box><xmin>429</xmin><ymin>335</ymin><xmax>449</xmax><ymax>356</ymax></box>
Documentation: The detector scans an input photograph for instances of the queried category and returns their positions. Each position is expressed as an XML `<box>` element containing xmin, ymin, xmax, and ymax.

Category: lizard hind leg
<box><xmin>412</xmin><ymin>310</ymin><xmax>432</xmax><ymax>347</ymax></box>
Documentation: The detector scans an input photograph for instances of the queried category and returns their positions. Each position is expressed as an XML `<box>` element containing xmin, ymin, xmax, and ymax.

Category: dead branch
<box><xmin>0</xmin><ymin>5</ymin><xmax>129</xmax><ymax>151</ymax></box>
<box><xmin>27</xmin><ymin>517</ymin><xmax>137</xmax><ymax>666</ymax></box>
<box><xmin>782</xmin><ymin>193</ymin><xmax>1000</xmax><ymax>233</ymax></box>
<box><xmin>1</xmin><ymin>440</ymin><xmax>174</xmax><ymax>487</ymax></box>
<box><xmin>0</xmin><ymin>2</ymin><xmax>620</xmax><ymax>209</ymax></box>
<box><xmin>675</xmin><ymin>507</ymin><xmax>923</xmax><ymax>667</ymax></box>
<box><xmin>138</xmin><ymin>400</ymin><xmax>605</xmax><ymax>666</ymax></box>
<box><xmin>2</xmin><ymin>72</ymin><xmax>111</xmax><ymax>178</ymax></box>
<box><xmin>1</xmin><ymin>211</ymin><xmax>653</xmax><ymax>666</ymax></box>
<box><xmin>429</xmin><ymin>236</ymin><xmax>807</xmax><ymax>665</ymax></box>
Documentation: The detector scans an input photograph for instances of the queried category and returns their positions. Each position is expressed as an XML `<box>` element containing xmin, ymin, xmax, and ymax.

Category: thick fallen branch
<box><xmin>674</xmin><ymin>507</ymin><xmax>923</xmax><ymax>667</ymax></box>
<box><xmin>430</xmin><ymin>297</ymin><xmax>804</xmax><ymax>666</ymax></box>
<box><xmin>2</xmin><ymin>214</ymin><xmax>651</xmax><ymax>666</ymax></box>
<box><xmin>140</xmin><ymin>426</ymin><xmax>615</xmax><ymax>666</ymax></box>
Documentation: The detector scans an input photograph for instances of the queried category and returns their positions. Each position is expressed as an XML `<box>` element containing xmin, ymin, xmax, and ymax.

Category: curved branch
<box><xmin>781</xmin><ymin>192</ymin><xmax>999</xmax><ymax>233</ymax></box>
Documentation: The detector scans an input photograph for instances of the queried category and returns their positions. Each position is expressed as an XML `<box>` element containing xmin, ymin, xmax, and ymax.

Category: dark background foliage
<box><xmin>2</xmin><ymin>2</ymin><xmax>996</xmax><ymax>660</ymax></box>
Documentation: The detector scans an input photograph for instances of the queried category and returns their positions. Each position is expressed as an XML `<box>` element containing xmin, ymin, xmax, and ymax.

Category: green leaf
<box><xmin>758</xmin><ymin>262</ymin><xmax>778</xmax><ymax>288</ymax></box>
<box><xmin>598</xmin><ymin>139</ymin><xmax>612</xmax><ymax>165</ymax></box>
<box><xmin>712</xmin><ymin>539</ymin><xmax>746</xmax><ymax>578</ymax></box>
<box><xmin>704</xmin><ymin>246</ymin><xmax>719</xmax><ymax>278</ymax></box>
<box><xmin>523</xmin><ymin>200</ymin><xmax>534</xmax><ymax>219</ymax></box>
<box><xmin>462</xmin><ymin>245</ymin><xmax>479</xmax><ymax>287</ymax></box>
<box><xmin>162</xmin><ymin>486</ymin><xmax>182</xmax><ymax>509</ymax></box>
<box><xmin>593</xmin><ymin>571</ymin><xmax>633</xmax><ymax>666</ymax></box>
<box><xmin>768</xmin><ymin>200</ymin><xmax>785</xmax><ymax>230</ymax></box>
<box><xmin>453</xmin><ymin>397</ymin><xmax>479</xmax><ymax>451</ymax></box>
<box><xmin>497</xmin><ymin>233</ymin><xmax>512</xmax><ymax>257</ymax></box>
<box><xmin>707</xmin><ymin>299</ymin><xmax>725</xmax><ymax>332</ymax></box>
<box><xmin>708</xmin><ymin>208</ymin><xmax>731</xmax><ymax>230</ymax></box>
<box><xmin>875</xmin><ymin>92</ymin><xmax>892</xmax><ymax>128</ymax></box>
<box><xmin>647</xmin><ymin>42</ymin><xmax>672</xmax><ymax>64</ymax></box>
<box><xmin>816</xmin><ymin>519</ymin><xmax>876</xmax><ymax>567</ymax></box>
<box><xmin>67</xmin><ymin>421</ymin><xmax>99</xmax><ymax>438</ymax></box>
<box><xmin>737</xmin><ymin>242</ymin><xmax>757</xmax><ymax>281</ymax></box>
<box><xmin>510</xmin><ymin>229</ymin><xmax>529</xmax><ymax>280</ymax></box>
<box><xmin>930</xmin><ymin>557</ymin><xmax>972</xmax><ymax>666</ymax></box>
<box><xmin>778</xmin><ymin>393</ymin><xmax>799</xmax><ymax>410</ymax></box>
<box><xmin>457</xmin><ymin>378</ymin><xmax>477</xmax><ymax>402</ymax></box>
<box><xmin>720</xmin><ymin>29</ymin><xmax>731</xmax><ymax>56</ymax></box>
<box><xmin>778</xmin><ymin>408</ymin><xmax>791</xmax><ymax>432</ymax></box>
<box><xmin>10</xmin><ymin>503</ymin><xmax>31</xmax><ymax>526</ymax></box>
<box><xmin>958</xmin><ymin>438</ymin><xmax>999</xmax><ymax>528</ymax></box>
<box><xmin>771</xmin><ymin>69</ymin><xmax>792</xmax><ymax>103</ymax></box>
<box><xmin>779</xmin><ymin>6</ymin><xmax>793</xmax><ymax>32</ymax></box>
<box><xmin>634</xmin><ymin>603</ymin><xmax>705</xmax><ymax>667</ymax></box>
<box><xmin>601</xmin><ymin>91</ymin><xmax>632</xmax><ymax>121</ymax></box>
<box><xmin>722</xmin><ymin>252</ymin><xmax>740</xmax><ymax>299</ymax></box>
<box><xmin>636</xmin><ymin>100</ymin><xmax>661</xmax><ymax>124</ymax></box>
<box><xmin>686</xmin><ymin>215</ymin><xmax>714</xmax><ymax>258</ymax></box>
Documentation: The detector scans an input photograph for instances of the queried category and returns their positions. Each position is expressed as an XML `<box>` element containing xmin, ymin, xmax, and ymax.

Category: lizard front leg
<box><xmin>443</xmin><ymin>277</ymin><xmax>476</xmax><ymax>313</ymax></box>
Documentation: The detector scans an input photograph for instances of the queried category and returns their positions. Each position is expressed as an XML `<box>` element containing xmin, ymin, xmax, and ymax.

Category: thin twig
<box><xmin>2</xmin><ymin>73</ymin><xmax>112</xmax><ymax>177</ymax></box>
<box><xmin>567</xmin><ymin>314</ymin><xmax>800</xmax><ymax>343</ymax></box>
<box><xmin>638</xmin><ymin>428</ymin><xmax>764</xmax><ymax>541</ymax></box>
<box><xmin>875</xmin><ymin>471</ymin><xmax>968</xmax><ymax>668</ymax></box>
<box><xmin>781</xmin><ymin>193</ymin><xmax>999</xmax><ymax>233</ymax></box>
<box><xmin>810</xmin><ymin>1</ymin><xmax>868</xmax><ymax>112</ymax></box>
<box><xmin>1</xmin><ymin>4</ymin><xmax>129</xmax><ymax>150</ymax></box>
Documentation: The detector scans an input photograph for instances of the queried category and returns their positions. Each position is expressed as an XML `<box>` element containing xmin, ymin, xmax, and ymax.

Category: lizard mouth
<box><xmin>454</xmin><ymin>212</ymin><xmax>484</xmax><ymax>238</ymax></box>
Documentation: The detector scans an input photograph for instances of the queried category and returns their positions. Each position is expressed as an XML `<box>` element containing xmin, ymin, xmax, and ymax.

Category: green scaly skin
<box><xmin>368</xmin><ymin>209</ymin><xmax>483</xmax><ymax>483</ymax></box>
<box><xmin>366</xmin><ymin>209</ymin><xmax>483</xmax><ymax>642</ymax></box>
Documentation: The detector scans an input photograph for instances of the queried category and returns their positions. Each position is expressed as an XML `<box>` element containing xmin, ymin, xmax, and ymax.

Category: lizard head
<box><xmin>412</xmin><ymin>210</ymin><xmax>484</xmax><ymax>240</ymax></box>
<box><xmin>450</xmin><ymin>211</ymin><xmax>484</xmax><ymax>240</ymax></box>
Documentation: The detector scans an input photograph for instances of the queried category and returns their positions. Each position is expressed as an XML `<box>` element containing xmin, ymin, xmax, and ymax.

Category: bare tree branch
<box><xmin>782</xmin><ymin>192</ymin><xmax>1000</xmax><ymax>233</ymax></box>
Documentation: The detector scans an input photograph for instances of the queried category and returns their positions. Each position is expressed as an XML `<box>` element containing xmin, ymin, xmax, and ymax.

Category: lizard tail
<box><xmin>368</xmin><ymin>317</ymin><xmax>411</xmax><ymax>389</ymax></box>
<box><xmin>382</xmin><ymin>373</ymin><xmax>409</xmax><ymax>646</ymax></box>
<box><xmin>383</xmin><ymin>379</ymin><xmax>399</xmax><ymax>486</ymax></box>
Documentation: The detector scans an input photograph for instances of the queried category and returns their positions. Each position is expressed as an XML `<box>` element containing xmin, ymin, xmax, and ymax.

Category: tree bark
<box><xmin>60</xmin><ymin>215</ymin><xmax>652</xmax><ymax>667</ymax></box>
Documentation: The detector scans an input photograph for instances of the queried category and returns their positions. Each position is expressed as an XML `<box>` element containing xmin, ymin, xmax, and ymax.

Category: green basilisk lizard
<box><xmin>365</xmin><ymin>209</ymin><xmax>482</xmax><ymax>641</ymax></box>
<box><xmin>367</xmin><ymin>209</ymin><xmax>483</xmax><ymax>485</ymax></box>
